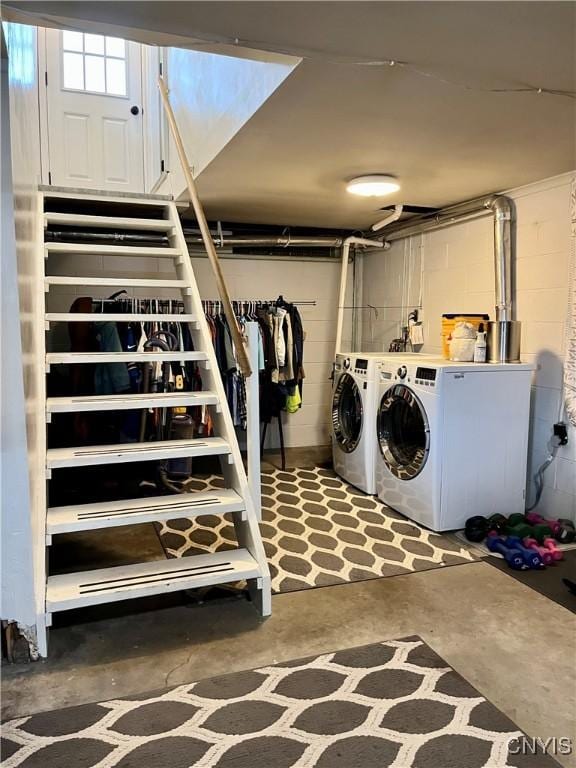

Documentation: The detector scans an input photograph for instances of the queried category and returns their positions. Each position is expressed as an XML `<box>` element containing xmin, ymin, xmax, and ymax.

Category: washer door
<box><xmin>332</xmin><ymin>372</ymin><xmax>363</xmax><ymax>453</ymax></box>
<box><xmin>378</xmin><ymin>385</ymin><xmax>430</xmax><ymax>479</ymax></box>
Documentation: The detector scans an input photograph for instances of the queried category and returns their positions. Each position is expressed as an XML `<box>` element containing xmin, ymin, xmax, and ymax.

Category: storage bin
<box><xmin>441</xmin><ymin>314</ymin><xmax>490</xmax><ymax>359</ymax></box>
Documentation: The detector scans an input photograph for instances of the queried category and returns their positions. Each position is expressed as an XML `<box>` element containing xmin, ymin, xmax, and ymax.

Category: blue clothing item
<box><xmin>94</xmin><ymin>321</ymin><xmax>130</xmax><ymax>395</ymax></box>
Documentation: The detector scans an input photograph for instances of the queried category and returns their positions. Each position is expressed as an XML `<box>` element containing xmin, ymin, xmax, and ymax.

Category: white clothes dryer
<box><xmin>375</xmin><ymin>357</ymin><xmax>533</xmax><ymax>531</ymax></box>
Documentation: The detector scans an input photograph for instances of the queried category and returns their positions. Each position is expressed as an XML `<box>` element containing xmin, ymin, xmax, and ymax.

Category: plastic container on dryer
<box><xmin>441</xmin><ymin>314</ymin><xmax>490</xmax><ymax>359</ymax></box>
<box><xmin>449</xmin><ymin>322</ymin><xmax>476</xmax><ymax>362</ymax></box>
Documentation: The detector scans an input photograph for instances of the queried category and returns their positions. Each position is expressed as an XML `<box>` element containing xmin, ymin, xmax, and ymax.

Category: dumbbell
<box><xmin>542</xmin><ymin>537</ymin><xmax>564</xmax><ymax>562</ymax></box>
<box><xmin>523</xmin><ymin>537</ymin><xmax>554</xmax><ymax>566</ymax></box>
<box><xmin>487</xmin><ymin>514</ymin><xmax>508</xmax><ymax>535</ymax></box>
<box><xmin>504</xmin><ymin>536</ymin><xmax>545</xmax><ymax>569</ymax></box>
<box><xmin>558</xmin><ymin>519</ymin><xmax>576</xmax><ymax>541</ymax></box>
<box><xmin>507</xmin><ymin>521</ymin><xmax>552</xmax><ymax>544</ymax></box>
<box><xmin>465</xmin><ymin>516</ymin><xmax>489</xmax><ymax>543</ymax></box>
<box><xmin>507</xmin><ymin>513</ymin><xmax>527</xmax><ymax>528</ymax></box>
<box><xmin>486</xmin><ymin>534</ymin><xmax>526</xmax><ymax>570</ymax></box>
<box><xmin>526</xmin><ymin>512</ymin><xmax>575</xmax><ymax>543</ymax></box>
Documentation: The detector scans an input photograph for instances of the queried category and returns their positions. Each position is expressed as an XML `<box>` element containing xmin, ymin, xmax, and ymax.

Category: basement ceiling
<box><xmin>5</xmin><ymin>1</ymin><xmax>576</xmax><ymax>228</ymax></box>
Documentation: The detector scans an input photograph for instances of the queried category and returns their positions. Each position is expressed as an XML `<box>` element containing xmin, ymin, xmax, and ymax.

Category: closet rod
<box><xmin>202</xmin><ymin>299</ymin><xmax>317</xmax><ymax>307</ymax></box>
<box><xmin>89</xmin><ymin>298</ymin><xmax>317</xmax><ymax>307</ymax></box>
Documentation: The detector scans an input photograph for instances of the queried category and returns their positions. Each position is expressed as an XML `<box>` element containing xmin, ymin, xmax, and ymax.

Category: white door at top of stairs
<box><xmin>331</xmin><ymin>353</ymin><xmax>380</xmax><ymax>495</ymax></box>
<box><xmin>42</xmin><ymin>28</ymin><xmax>145</xmax><ymax>192</ymax></box>
<box><xmin>375</xmin><ymin>357</ymin><xmax>533</xmax><ymax>532</ymax></box>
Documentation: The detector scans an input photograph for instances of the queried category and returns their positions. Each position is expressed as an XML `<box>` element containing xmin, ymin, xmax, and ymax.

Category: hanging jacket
<box><xmin>278</xmin><ymin>312</ymin><xmax>294</xmax><ymax>384</ymax></box>
<box><xmin>289</xmin><ymin>304</ymin><xmax>305</xmax><ymax>397</ymax></box>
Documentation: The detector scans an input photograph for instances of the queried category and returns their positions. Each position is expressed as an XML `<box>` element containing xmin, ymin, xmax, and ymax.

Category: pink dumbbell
<box><xmin>523</xmin><ymin>537</ymin><xmax>554</xmax><ymax>566</ymax></box>
<box><xmin>526</xmin><ymin>512</ymin><xmax>575</xmax><ymax>543</ymax></box>
<box><xmin>542</xmin><ymin>538</ymin><xmax>564</xmax><ymax>562</ymax></box>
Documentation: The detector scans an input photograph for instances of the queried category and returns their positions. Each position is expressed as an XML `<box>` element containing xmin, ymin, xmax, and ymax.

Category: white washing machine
<box><xmin>331</xmin><ymin>353</ymin><xmax>383</xmax><ymax>494</ymax></box>
<box><xmin>375</xmin><ymin>357</ymin><xmax>533</xmax><ymax>531</ymax></box>
<box><xmin>331</xmin><ymin>352</ymin><xmax>426</xmax><ymax>494</ymax></box>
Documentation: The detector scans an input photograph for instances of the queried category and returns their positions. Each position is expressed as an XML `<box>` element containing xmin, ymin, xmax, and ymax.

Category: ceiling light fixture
<box><xmin>346</xmin><ymin>175</ymin><xmax>400</xmax><ymax>197</ymax></box>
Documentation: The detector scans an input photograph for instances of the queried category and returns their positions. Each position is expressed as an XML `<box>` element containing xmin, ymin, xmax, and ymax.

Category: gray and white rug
<box><xmin>1</xmin><ymin>636</ymin><xmax>558</xmax><ymax>767</ymax></box>
<box><xmin>157</xmin><ymin>467</ymin><xmax>478</xmax><ymax>593</ymax></box>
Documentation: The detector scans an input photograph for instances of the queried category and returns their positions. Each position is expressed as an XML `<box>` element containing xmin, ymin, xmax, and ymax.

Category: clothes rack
<box><xmin>84</xmin><ymin>293</ymin><xmax>307</xmax><ymax>468</ymax></box>
<box><xmin>89</xmin><ymin>297</ymin><xmax>316</xmax><ymax>318</ymax></box>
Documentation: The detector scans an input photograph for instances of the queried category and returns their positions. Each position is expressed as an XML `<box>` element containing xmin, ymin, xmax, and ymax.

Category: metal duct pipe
<box><xmin>382</xmin><ymin>195</ymin><xmax>501</xmax><ymax>241</ymax></box>
<box><xmin>380</xmin><ymin>193</ymin><xmax>519</xmax><ymax>362</ymax></box>
<box><xmin>184</xmin><ymin>234</ymin><xmax>348</xmax><ymax>248</ymax></box>
<box><xmin>489</xmin><ymin>196</ymin><xmax>512</xmax><ymax>323</ymax></box>
<box><xmin>47</xmin><ymin>231</ymin><xmax>350</xmax><ymax>249</ymax></box>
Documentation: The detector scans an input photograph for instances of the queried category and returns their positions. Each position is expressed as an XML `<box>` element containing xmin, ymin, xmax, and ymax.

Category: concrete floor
<box><xmin>3</xmin><ymin>447</ymin><xmax>576</xmax><ymax>767</ymax></box>
<box><xmin>3</xmin><ymin>565</ymin><xmax>575</xmax><ymax>766</ymax></box>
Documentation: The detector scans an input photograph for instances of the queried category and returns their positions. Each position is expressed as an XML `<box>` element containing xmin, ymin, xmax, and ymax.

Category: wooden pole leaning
<box><xmin>157</xmin><ymin>76</ymin><xmax>252</xmax><ymax>377</ymax></box>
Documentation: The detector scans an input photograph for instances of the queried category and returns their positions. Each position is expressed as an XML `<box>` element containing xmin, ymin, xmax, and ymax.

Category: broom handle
<box><xmin>158</xmin><ymin>76</ymin><xmax>252</xmax><ymax>377</ymax></box>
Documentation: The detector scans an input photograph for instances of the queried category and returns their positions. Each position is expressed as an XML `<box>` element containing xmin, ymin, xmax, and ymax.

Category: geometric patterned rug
<box><xmin>0</xmin><ymin>636</ymin><xmax>558</xmax><ymax>767</ymax></box>
<box><xmin>157</xmin><ymin>467</ymin><xmax>479</xmax><ymax>594</ymax></box>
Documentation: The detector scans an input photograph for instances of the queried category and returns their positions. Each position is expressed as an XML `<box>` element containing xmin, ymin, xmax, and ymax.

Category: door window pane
<box><xmin>84</xmin><ymin>33</ymin><xmax>104</xmax><ymax>55</ymax></box>
<box><xmin>63</xmin><ymin>51</ymin><xmax>84</xmax><ymax>90</ymax></box>
<box><xmin>61</xmin><ymin>32</ymin><xmax>128</xmax><ymax>96</ymax></box>
<box><xmin>62</xmin><ymin>31</ymin><xmax>83</xmax><ymax>52</ymax></box>
<box><xmin>105</xmin><ymin>58</ymin><xmax>127</xmax><ymax>96</ymax></box>
<box><xmin>105</xmin><ymin>37</ymin><xmax>125</xmax><ymax>58</ymax></box>
<box><xmin>85</xmin><ymin>55</ymin><xmax>106</xmax><ymax>92</ymax></box>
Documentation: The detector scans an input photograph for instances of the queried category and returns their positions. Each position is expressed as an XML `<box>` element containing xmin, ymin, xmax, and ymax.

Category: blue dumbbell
<box><xmin>504</xmin><ymin>536</ymin><xmax>545</xmax><ymax>569</ymax></box>
<box><xmin>486</xmin><ymin>534</ymin><xmax>526</xmax><ymax>570</ymax></box>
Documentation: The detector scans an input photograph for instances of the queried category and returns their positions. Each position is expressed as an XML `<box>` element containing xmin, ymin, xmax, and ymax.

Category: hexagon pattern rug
<box><xmin>1</xmin><ymin>636</ymin><xmax>559</xmax><ymax>768</ymax></box>
<box><xmin>156</xmin><ymin>467</ymin><xmax>478</xmax><ymax>593</ymax></box>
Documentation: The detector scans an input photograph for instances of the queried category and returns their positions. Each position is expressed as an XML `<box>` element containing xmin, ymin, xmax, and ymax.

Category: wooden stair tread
<box><xmin>46</xmin><ymin>437</ymin><xmax>231</xmax><ymax>469</ymax></box>
<box><xmin>47</xmin><ymin>489</ymin><xmax>244</xmax><ymax>534</ymax></box>
<box><xmin>45</xmin><ymin>212</ymin><xmax>174</xmax><ymax>231</ymax></box>
<box><xmin>46</xmin><ymin>351</ymin><xmax>207</xmax><ymax>364</ymax></box>
<box><xmin>45</xmin><ymin>242</ymin><xmax>180</xmax><ymax>257</ymax></box>
<box><xmin>46</xmin><ymin>391</ymin><xmax>218</xmax><ymax>414</ymax></box>
<box><xmin>45</xmin><ymin>313</ymin><xmax>196</xmax><ymax>323</ymax></box>
<box><xmin>45</xmin><ymin>276</ymin><xmax>187</xmax><ymax>289</ymax></box>
<box><xmin>46</xmin><ymin>549</ymin><xmax>259</xmax><ymax>611</ymax></box>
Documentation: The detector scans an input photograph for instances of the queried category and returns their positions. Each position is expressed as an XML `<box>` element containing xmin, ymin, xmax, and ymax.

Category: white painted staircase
<box><xmin>40</xmin><ymin>188</ymin><xmax>270</xmax><ymax>650</ymax></box>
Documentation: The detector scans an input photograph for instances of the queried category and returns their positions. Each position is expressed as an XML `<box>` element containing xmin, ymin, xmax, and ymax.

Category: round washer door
<box><xmin>378</xmin><ymin>384</ymin><xmax>430</xmax><ymax>479</ymax></box>
<box><xmin>332</xmin><ymin>372</ymin><xmax>363</xmax><ymax>453</ymax></box>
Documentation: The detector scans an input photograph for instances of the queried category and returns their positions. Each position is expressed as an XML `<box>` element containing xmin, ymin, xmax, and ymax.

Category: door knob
<box><xmin>130</xmin><ymin>105</ymin><xmax>140</xmax><ymax>115</ymax></box>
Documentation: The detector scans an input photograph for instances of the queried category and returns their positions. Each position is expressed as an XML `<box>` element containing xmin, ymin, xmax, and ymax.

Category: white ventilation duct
<box><xmin>335</xmin><ymin>236</ymin><xmax>386</xmax><ymax>356</ymax></box>
<box><xmin>371</xmin><ymin>204</ymin><xmax>404</xmax><ymax>232</ymax></box>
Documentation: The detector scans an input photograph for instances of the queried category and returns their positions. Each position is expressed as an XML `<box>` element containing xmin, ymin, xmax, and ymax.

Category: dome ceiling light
<box><xmin>346</xmin><ymin>174</ymin><xmax>400</xmax><ymax>197</ymax></box>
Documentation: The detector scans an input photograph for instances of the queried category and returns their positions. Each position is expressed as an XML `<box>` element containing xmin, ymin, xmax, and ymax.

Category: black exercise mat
<box><xmin>487</xmin><ymin>549</ymin><xmax>576</xmax><ymax>613</ymax></box>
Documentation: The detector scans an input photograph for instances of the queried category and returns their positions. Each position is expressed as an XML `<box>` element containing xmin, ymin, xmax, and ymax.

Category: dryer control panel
<box><xmin>378</xmin><ymin>360</ymin><xmax>440</xmax><ymax>390</ymax></box>
<box><xmin>415</xmin><ymin>367</ymin><xmax>437</xmax><ymax>388</ymax></box>
<box><xmin>353</xmin><ymin>358</ymin><xmax>369</xmax><ymax>376</ymax></box>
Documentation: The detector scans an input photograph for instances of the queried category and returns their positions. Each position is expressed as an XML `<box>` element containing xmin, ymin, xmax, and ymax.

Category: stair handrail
<box><xmin>158</xmin><ymin>76</ymin><xmax>252</xmax><ymax>377</ymax></box>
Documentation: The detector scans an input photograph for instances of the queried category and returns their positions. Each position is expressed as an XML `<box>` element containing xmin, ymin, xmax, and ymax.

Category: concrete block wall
<box><xmin>46</xmin><ymin>251</ymin><xmax>352</xmax><ymax>449</ymax></box>
<box><xmin>361</xmin><ymin>172</ymin><xmax>576</xmax><ymax>522</ymax></box>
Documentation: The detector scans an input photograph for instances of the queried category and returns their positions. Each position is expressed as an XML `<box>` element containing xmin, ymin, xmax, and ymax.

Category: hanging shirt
<box><xmin>274</xmin><ymin>307</ymin><xmax>287</xmax><ymax>368</ymax></box>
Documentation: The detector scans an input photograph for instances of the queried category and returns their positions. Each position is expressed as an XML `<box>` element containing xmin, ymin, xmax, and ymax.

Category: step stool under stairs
<box><xmin>37</xmin><ymin>188</ymin><xmax>270</xmax><ymax>654</ymax></box>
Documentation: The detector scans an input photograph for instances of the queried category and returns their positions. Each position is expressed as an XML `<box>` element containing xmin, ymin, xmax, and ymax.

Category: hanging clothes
<box><xmin>64</xmin><ymin>294</ymin><xmax>307</xmax><ymax>442</ymax></box>
<box><xmin>254</xmin><ymin>297</ymin><xmax>306</xmax><ymax>424</ymax></box>
<box><xmin>94</xmin><ymin>321</ymin><xmax>131</xmax><ymax>395</ymax></box>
